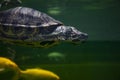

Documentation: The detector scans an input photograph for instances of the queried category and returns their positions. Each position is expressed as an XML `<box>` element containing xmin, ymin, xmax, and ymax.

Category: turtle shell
<box><xmin>0</xmin><ymin>7</ymin><xmax>63</xmax><ymax>47</ymax></box>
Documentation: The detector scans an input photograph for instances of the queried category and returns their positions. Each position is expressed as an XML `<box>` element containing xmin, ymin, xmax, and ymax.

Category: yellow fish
<box><xmin>20</xmin><ymin>68</ymin><xmax>60</xmax><ymax>80</ymax></box>
<box><xmin>0</xmin><ymin>57</ymin><xmax>20</xmax><ymax>80</ymax></box>
<box><xmin>0</xmin><ymin>57</ymin><xmax>60</xmax><ymax>80</ymax></box>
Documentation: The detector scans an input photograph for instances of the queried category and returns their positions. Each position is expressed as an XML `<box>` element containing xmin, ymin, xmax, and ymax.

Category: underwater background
<box><xmin>0</xmin><ymin>0</ymin><xmax>120</xmax><ymax>80</ymax></box>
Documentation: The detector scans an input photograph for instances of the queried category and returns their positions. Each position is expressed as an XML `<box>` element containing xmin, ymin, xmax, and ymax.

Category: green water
<box><xmin>1</xmin><ymin>41</ymin><xmax>120</xmax><ymax>80</ymax></box>
<box><xmin>24</xmin><ymin>63</ymin><xmax>120</xmax><ymax>80</ymax></box>
<box><xmin>0</xmin><ymin>0</ymin><xmax>120</xmax><ymax>80</ymax></box>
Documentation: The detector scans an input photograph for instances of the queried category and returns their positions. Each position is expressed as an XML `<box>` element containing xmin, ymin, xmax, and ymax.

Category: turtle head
<box><xmin>53</xmin><ymin>26</ymin><xmax>88</xmax><ymax>44</ymax></box>
<box><xmin>66</xmin><ymin>26</ymin><xmax>88</xmax><ymax>43</ymax></box>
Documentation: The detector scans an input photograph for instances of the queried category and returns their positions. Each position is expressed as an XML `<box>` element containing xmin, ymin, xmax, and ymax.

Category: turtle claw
<box><xmin>7</xmin><ymin>47</ymin><xmax>16</xmax><ymax>60</ymax></box>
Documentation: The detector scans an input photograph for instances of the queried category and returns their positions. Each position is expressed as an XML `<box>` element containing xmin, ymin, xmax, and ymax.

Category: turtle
<box><xmin>0</xmin><ymin>6</ymin><xmax>88</xmax><ymax>48</ymax></box>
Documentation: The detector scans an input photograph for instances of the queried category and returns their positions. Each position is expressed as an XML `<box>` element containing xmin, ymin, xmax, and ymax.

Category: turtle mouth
<box><xmin>72</xmin><ymin>33</ymin><xmax>88</xmax><ymax>43</ymax></box>
<box><xmin>79</xmin><ymin>33</ymin><xmax>88</xmax><ymax>41</ymax></box>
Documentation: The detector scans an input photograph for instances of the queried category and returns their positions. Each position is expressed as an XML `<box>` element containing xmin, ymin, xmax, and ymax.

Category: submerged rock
<box><xmin>47</xmin><ymin>52</ymin><xmax>66</xmax><ymax>61</ymax></box>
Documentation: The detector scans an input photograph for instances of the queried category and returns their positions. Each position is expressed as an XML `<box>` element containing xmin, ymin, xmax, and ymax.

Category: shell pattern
<box><xmin>0</xmin><ymin>7</ymin><xmax>63</xmax><ymax>47</ymax></box>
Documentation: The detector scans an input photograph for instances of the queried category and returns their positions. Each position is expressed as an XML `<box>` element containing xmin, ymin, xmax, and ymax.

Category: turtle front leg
<box><xmin>7</xmin><ymin>47</ymin><xmax>16</xmax><ymax>60</ymax></box>
<box><xmin>0</xmin><ymin>42</ymin><xmax>16</xmax><ymax>60</ymax></box>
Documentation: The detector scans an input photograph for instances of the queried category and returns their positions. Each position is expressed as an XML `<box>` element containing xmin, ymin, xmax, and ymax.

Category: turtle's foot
<box><xmin>7</xmin><ymin>47</ymin><xmax>16</xmax><ymax>60</ymax></box>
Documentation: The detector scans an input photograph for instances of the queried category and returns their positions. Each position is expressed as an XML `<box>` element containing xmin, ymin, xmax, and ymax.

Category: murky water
<box><xmin>0</xmin><ymin>0</ymin><xmax>120</xmax><ymax>80</ymax></box>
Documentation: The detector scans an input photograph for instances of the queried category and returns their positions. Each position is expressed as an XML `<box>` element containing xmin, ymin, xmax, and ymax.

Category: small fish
<box><xmin>20</xmin><ymin>68</ymin><xmax>60</xmax><ymax>80</ymax></box>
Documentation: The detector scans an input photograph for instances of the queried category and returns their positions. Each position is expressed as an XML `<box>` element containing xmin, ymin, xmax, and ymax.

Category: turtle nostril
<box><xmin>80</xmin><ymin>33</ymin><xmax>88</xmax><ymax>40</ymax></box>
